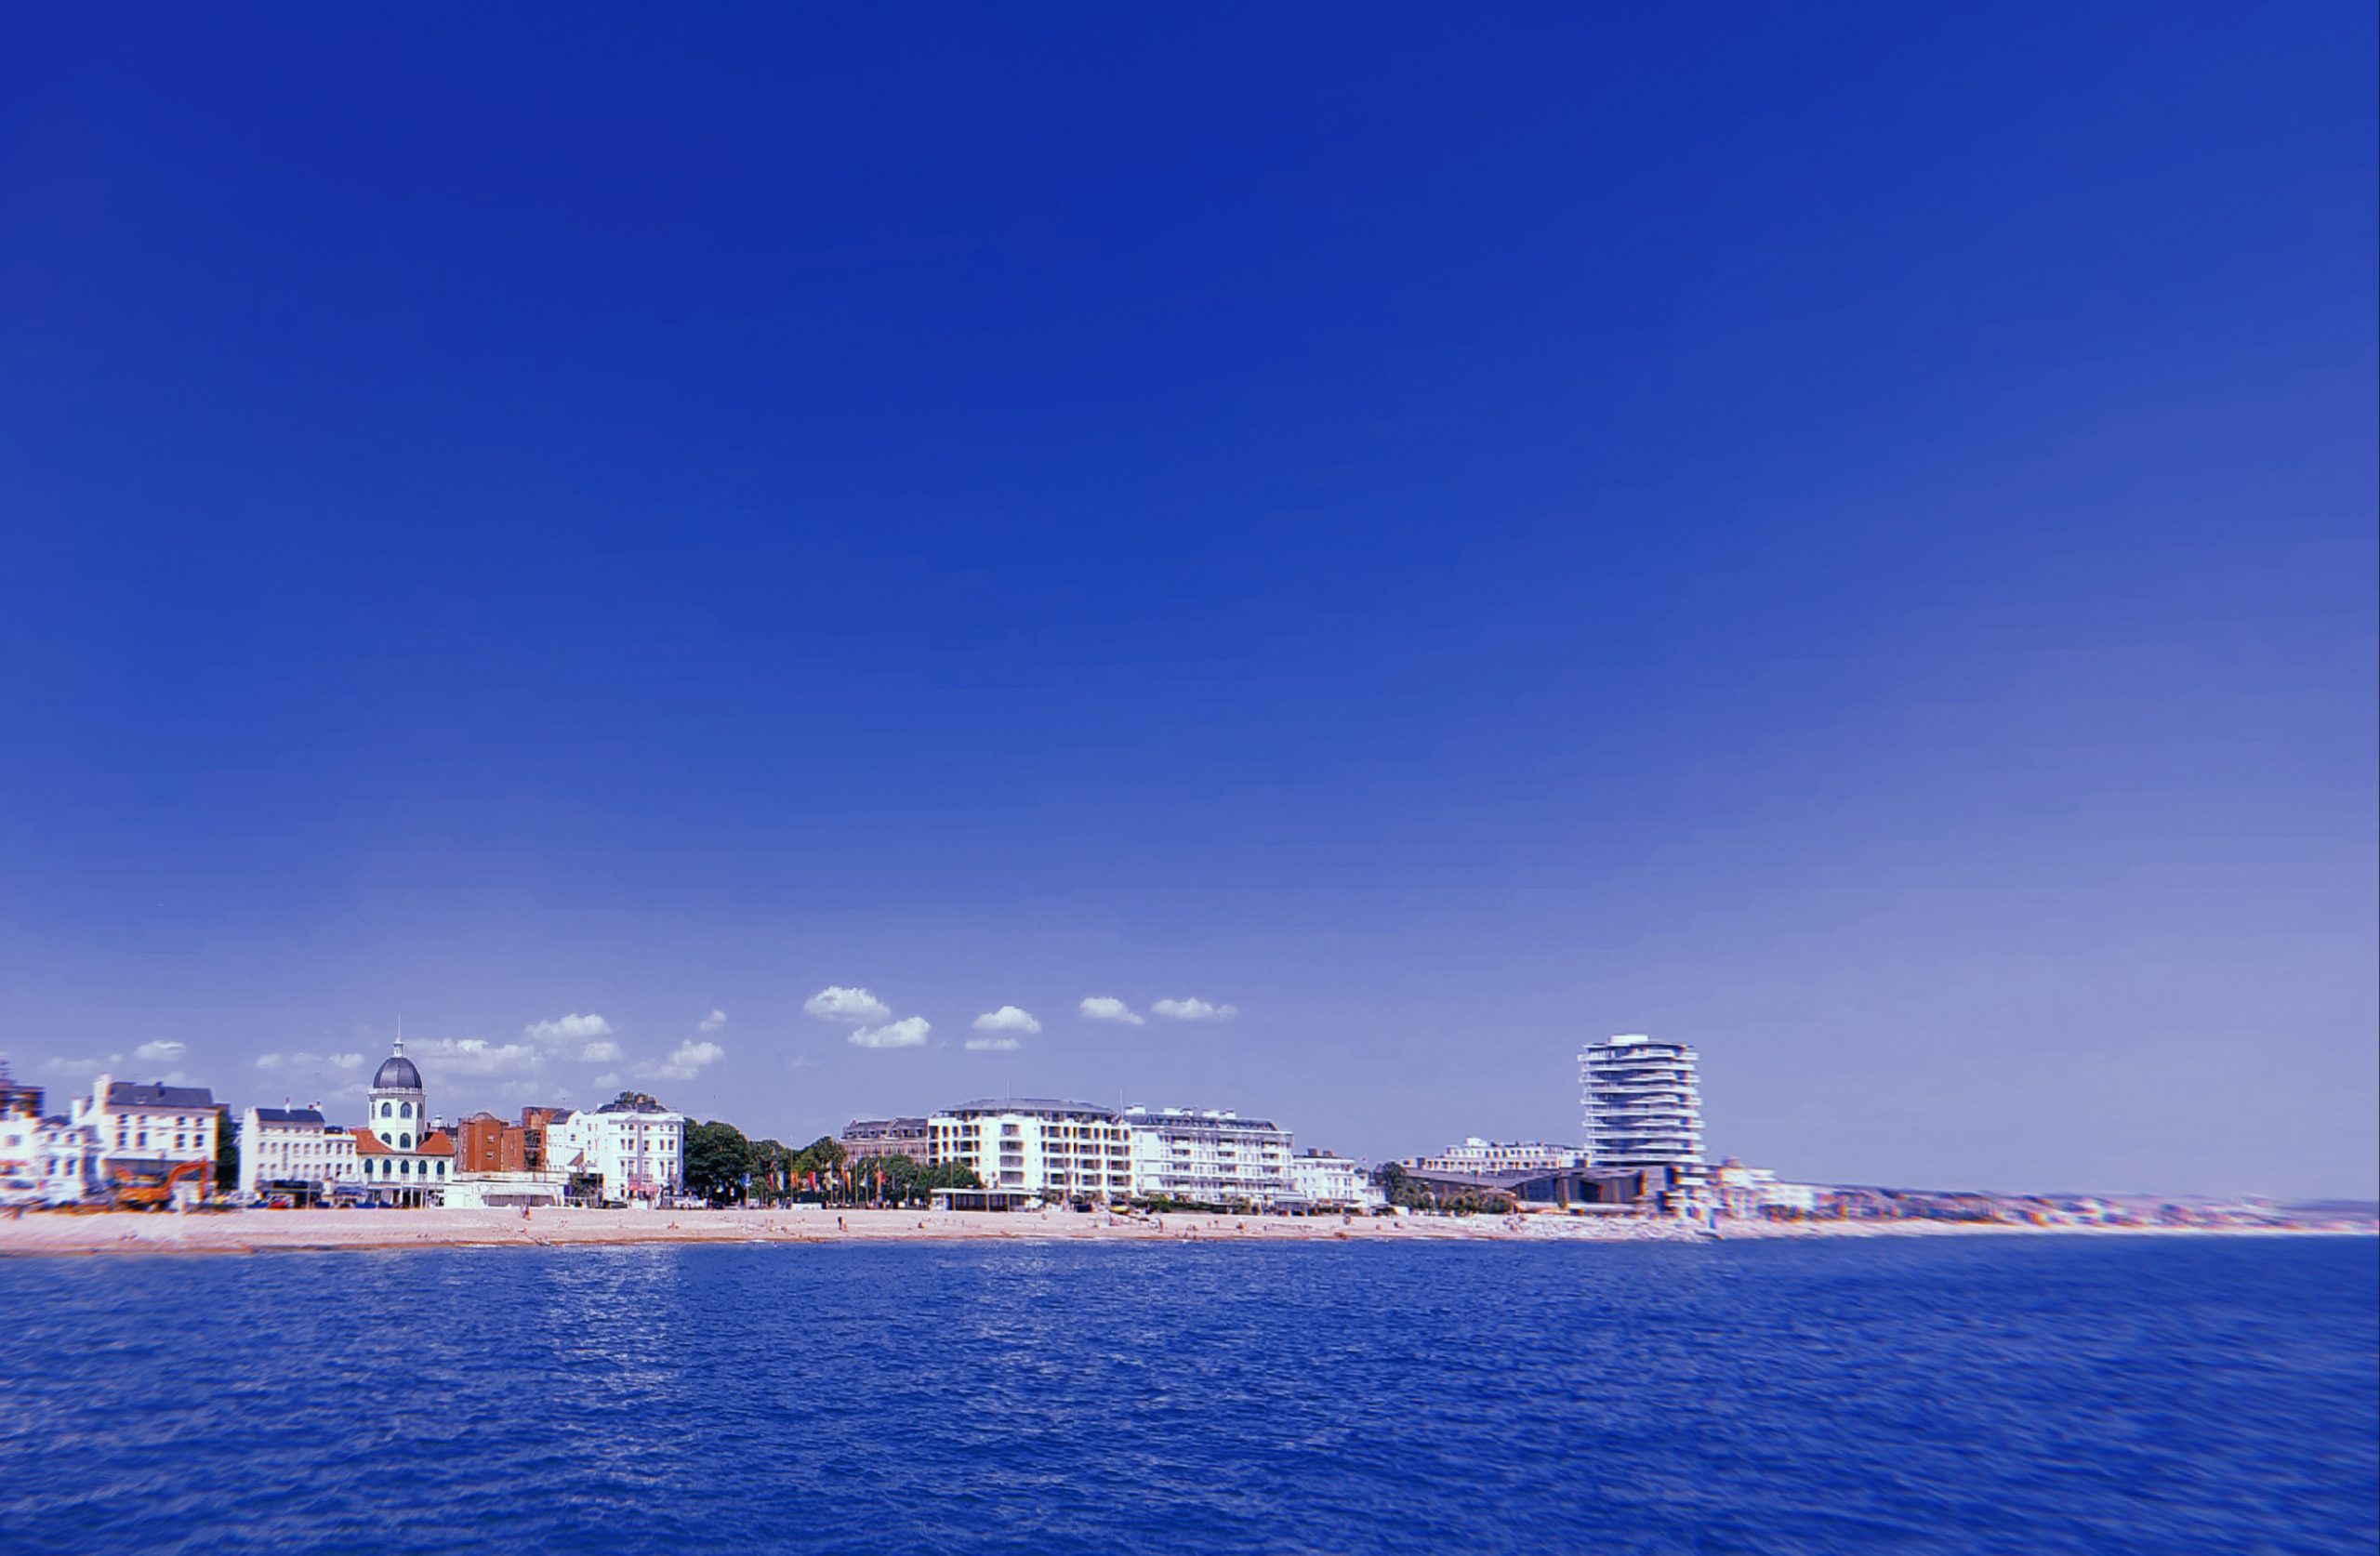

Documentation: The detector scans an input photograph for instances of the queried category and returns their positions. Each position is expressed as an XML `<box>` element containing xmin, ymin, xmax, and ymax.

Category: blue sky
<box><xmin>3</xmin><ymin>5</ymin><xmax>2373</xmax><ymax>1197</ymax></box>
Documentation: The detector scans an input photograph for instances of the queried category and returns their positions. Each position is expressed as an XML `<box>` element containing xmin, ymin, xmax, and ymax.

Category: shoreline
<box><xmin>0</xmin><ymin>1206</ymin><xmax>2365</xmax><ymax>1259</ymax></box>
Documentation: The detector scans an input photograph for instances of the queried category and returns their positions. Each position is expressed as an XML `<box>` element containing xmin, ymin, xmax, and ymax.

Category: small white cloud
<box><xmin>591</xmin><ymin>1072</ymin><xmax>621</xmax><ymax>1088</ymax></box>
<box><xmin>972</xmin><ymin>1006</ymin><xmax>1041</xmax><ymax>1035</ymax></box>
<box><xmin>642</xmin><ymin>1038</ymin><xmax>725</xmax><ymax>1080</ymax></box>
<box><xmin>965</xmin><ymin>1035</ymin><xmax>1022</xmax><ymax>1052</ymax></box>
<box><xmin>698</xmin><ymin>1009</ymin><xmax>727</xmax><ymax>1033</ymax></box>
<box><xmin>1152</xmin><ymin>997</ymin><xmax>1238</xmax><ymax>1022</ymax></box>
<box><xmin>1079</xmin><ymin>996</ymin><xmax>1145</xmax><ymax>1026</ymax></box>
<box><xmin>258</xmin><ymin>1049</ymin><xmax>366</xmax><ymax>1073</ymax></box>
<box><xmin>805</xmin><ymin>986</ymin><xmax>892</xmax><ymax>1023</ymax></box>
<box><xmin>135</xmin><ymin>1040</ymin><xmax>187</xmax><ymax>1063</ymax></box>
<box><xmin>418</xmin><ymin>1037</ymin><xmax>545</xmax><ymax>1077</ymax></box>
<box><xmin>44</xmin><ymin>1057</ymin><xmax>105</xmax><ymax>1078</ymax></box>
<box><xmin>525</xmin><ymin>1013</ymin><xmax>614</xmax><ymax>1045</ymax></box>
<box><xmin>328</xmin><ymin>1053</ymin><xmax>364</xmax><ymax>1070</ymax></box>
<box><xmin>580</xmin><ymin>1040</ymin><xmax>622</xmax><ymax>1063</ymax></box>
<box><xmin>848</xmin><ymin>1017</ymin><xmax>930</xmax><ymax>1049</ymax></box>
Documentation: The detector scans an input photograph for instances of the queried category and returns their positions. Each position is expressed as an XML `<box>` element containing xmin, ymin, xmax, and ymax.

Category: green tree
<box><xmin>684</xmin><ymin>1120</ymin><xmax>755</xmax><ymax>1206</ymax></box>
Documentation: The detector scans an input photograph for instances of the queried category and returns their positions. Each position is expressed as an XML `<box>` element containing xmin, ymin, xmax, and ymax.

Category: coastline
<box><xmin>0</xmin><ymin>1205</ymin><xmax>2363</xmax><ymax>1258</ymax></box>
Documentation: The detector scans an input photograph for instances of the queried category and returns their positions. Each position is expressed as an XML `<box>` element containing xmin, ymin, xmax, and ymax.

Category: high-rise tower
<box><xmin>1578</xmin><ymin>1034</ymin><xmax>1702</xmax><ymax>1170</ymax></box>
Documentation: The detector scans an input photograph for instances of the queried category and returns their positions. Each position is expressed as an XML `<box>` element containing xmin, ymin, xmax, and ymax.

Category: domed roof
<box><xmin>373</xmin><ymin>1042</ymin><xmax>422</xmax><ymax>1092</ymax></box>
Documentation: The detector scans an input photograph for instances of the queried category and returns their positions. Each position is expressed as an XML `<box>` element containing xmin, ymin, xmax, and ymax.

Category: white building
<box><xmin>1124</xmin><ymin>1106</ymin><xmax>1295</xmax><ymax>1206</ymax></box>
<box><xmin>547</xmin><ymin>1093</ymin><xmax>685</xmax><ymax>1206</ymax></box>
<box><xmin>1407</xmin><ymin>1137</ymin><xmax>1589</xmax><ymax>1174</ymax></box>
<box><xmin>1579</xmin><ymin>1034</ymin><xmax>1703</xmax><ymax>1171</ymax></box>
<box><xmin>1711</xmin><ymin>1159</ymin><xmax>1819</xmax><ymax>1218</ymax></box>
<box><xmin>1286</xmin><ymin>1149</ymin><xmax>1379</xmax><ymax>1211</ymax></box>
<box><xmin>237</xmin><ymin>1106</ymin><xmax>362</xmax><ymax>1202</ymax></box>
<box><xmin>70</xmin><ymin>1075</ymin><xmax>221</xmax><ymax>1207</ymax></box>
<box><xmin>353</xmin><ymin>1041</ymin><xmax>456</xmax><ymax>1207</ymax></box>
<box><xmin>928</xmin><ymin>1100</ymin><xmax>1135</xmax><ymax>1201</ymax></box>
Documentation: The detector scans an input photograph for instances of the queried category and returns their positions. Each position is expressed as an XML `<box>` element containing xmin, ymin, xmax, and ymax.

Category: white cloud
<box><xmin>580</xmin><ymin>1040</ymin><xmax>622</xmax><ymax>1063</ymax></box>
<box><xmin>643</xmin><ymin>1038</ymin><xmax>725</xmax><ymax>1080</ymax></box>
<box><xmin>972</xmin><ymin>1006</ymin><xmax>1041</xmax><ymax>1035</ymax></box>
<box><xmin>965</xmin><ymin>1035</ymin><xmax>1022</xmax><ymax>1052</ymax></box>
<box><xmin>416</xmin><ymin>1037</ymin><xmax>545</xmax><ymax>1077</ymax></box>
<box><xmin>1152</xmin><ymin>997</ymin><xmax>1238</xmax><ymax>1022</ymax></box>
<box><xmin>591</xmin><ymin>1072</ymin><xmax>621</xmax><ymax>1088</ymax></box>
<box><xmin>135</xmin><ymin>1040</ymin><xmax>187</xmax><ymax>1063</ymax></box>
<box><xmin>698</xmin><ymin>1009</ymin><xmax>727</xmax><ymax>1032</ymax></box>
<box><xmin>848</xmin><ymin>1017</ymin><xmax>930</xmax><ymax>1050</ymax></box>
<box><xmin>525</xmin><ymin>1013</ymin><xmax>613</xmax><ymax>1045</ymax></box>
<box><xmin>255</xmin><ymin>1050</ymin><xmax>361</xmax><ymax>1072</ymax></box>
<box><xmin>805</xmin><ymin>986</ymin><xmax>892</xmax><ymax>1023</ymax></box>
<box><xmin>43</xmin><ymin>1054</ymin><xmax>123</xmax><ymax>1078</ymax></box>
<box><xmin>1079</xmin><ymin>996</ymin><xmax>1145</xmax><ymax>1026</ymax></box>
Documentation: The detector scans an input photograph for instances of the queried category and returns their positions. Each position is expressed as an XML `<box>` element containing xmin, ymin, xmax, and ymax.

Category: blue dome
<box><xmin>373</xmin><ymin>1051</ymin><xmax>422</xmax><ymax>1091</ymax></box>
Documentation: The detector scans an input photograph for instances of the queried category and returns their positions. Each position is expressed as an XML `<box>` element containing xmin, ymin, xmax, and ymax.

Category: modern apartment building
<box><xmin>1406</xmin><ymin>1137</ymin><xmax>1589</xmax><ymax>1174</ymax></box>
<box><xmin>1578</xmin><ymin>1033</ymin><xmax>1703</xmax><ymax>1170</ymax></box>
<box><xmin>927</xmin><ymin>1100</ymin><xmax>1135</xmax><ymax>1200</ymax></box>
<box><xmin>1123</xmin><ymin>1106</ymin><xmax>1295</xmax><ymax>1205</ymax></box>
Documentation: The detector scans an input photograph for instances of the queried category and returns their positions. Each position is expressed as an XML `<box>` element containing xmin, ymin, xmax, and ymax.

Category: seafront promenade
<box><xmin>2</xmin><ymin>1205</ymin><xmax>2359</xmax><ymax>1258</ymax></box>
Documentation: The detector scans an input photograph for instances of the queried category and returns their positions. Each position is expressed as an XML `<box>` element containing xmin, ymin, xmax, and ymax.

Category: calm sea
<box><xmin>1</xmin><ymin>1234</ymin><xmax>2372</xmax><ymax>1555</ymax></box>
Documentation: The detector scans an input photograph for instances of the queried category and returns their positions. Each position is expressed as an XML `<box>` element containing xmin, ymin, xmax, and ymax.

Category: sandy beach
<box><xmin>1</xmin><ymin>1204</ymin><xmax>2352</xmax><ymax>1257</ymax></box>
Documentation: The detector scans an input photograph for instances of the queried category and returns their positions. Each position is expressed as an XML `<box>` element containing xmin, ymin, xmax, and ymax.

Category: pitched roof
<box><xmin>253</xmin><ymin>1107</ymin><xmax>326</xmax><ymax>1126</ymax></box>
<box><xmin>107</xmin><ymin>1081</ymin><xmax>217</xmax><ymax>1109</ymax></box>
<box><xmin>352</xmin><ymin>1130</ymin><xmax>390</xmax><ymax>1155</ymax></box>
<box><xmin>418</xmin><ymin>1131</ymin><xmax>455</xmax><ymax>1154</ymax></box>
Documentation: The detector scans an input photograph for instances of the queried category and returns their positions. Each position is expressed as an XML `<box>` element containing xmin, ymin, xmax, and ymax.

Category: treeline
<box><xmin>683</xmin><ymin>1121</ymin><xmax>980</xmax><ymax>1207</ymax></box>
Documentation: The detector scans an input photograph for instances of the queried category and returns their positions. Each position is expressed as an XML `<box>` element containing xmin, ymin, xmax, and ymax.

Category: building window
<box><xmin>401</xmin><ymin>1160</ymin><xmax>410</xmax><ymax>1175</ymax></box>
<box><xmin>400</xmin><ymin>1102</ymin><xmax>413</xmax><ymax>1119</ymax></box>
<box><xmin>380</xmin><ymin>1102</ymin><xmax>392</xmax><ymax>1118</ymax></box>
<box><xmin>436</xmin><ymin>1162</ymin><xmax>445</xmax><ymax>1176</ymax></box>
<box><xmin>400</xmin><ymin>1134</ymin><xmax>412</xmax><ymax>1151</ymax></box>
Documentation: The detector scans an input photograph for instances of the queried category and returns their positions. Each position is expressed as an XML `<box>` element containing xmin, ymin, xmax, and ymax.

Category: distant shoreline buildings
<box><xmin>0</xmin><ymin>1032</ymin><xmax>1873</xmax><ymax>1224</ymax></box>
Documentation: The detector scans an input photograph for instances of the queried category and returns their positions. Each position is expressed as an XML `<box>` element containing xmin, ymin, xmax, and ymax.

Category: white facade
<box><xmin>1286</xmin><ymin>1150</ymin><xmax>1378</xmax><ymax>1210</ymax></box>
<box><xmin>1579</xmin><ymin>1034</ymin><xmax>1703</xmax><ymax>1171</ymax></box>
<box><xmin>70</xmin><ymin>1075</ymin><xmax>221</xmax><ymax>1206</ymax></box>
<box><xmin>547</xmin><ymin>1098</ymin><xmax>685</xmax><ymax>1205</ymax></box>
<box><xmin>1407</xmin><ymin>1137</ymin><xmax>1589</xmax><ymax>1174</ymax></box>
<box><xmin>1711</xmin><ymin>1160</ymin><xmax>1818</xmax><ymax>1218</ymax></box>
<box><xmin>1123</xmin><ymin>1107</ymin><xmax>1295</xmax><ymax>1205</ymax></box>
<box><xmin>238</xmin><ymin>1107</ymin><xmax>362</xmax><ymax>1200</ymax></box>
<box><xmin>443</xmin><ymin>1170</ymin><xmax>572</xmax><ymax>1209</ymax></box>
<box><xmin>928</xmin><ymin>1100</ymin><xmax>1134</xmax><ymax>1200</ymax></box>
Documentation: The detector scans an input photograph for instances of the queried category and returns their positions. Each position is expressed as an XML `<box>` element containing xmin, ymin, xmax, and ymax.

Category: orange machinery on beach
<box><xmin>107</xmin><ymin>1158</ymin><xmax>209</xmax><ymax>1211</ymax></box>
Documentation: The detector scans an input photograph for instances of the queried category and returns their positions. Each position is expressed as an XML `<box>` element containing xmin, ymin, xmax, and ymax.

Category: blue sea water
<box><xmin>0</xmin><ymin>1235</ymin><xmax>2373</xmax><ymax>1555</ymax></box>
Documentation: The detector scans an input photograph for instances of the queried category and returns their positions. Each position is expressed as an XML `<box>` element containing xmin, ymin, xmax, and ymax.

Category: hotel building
<box><xmin>237</xmin><ymin>1106</ymin><xmax>362</xmax><ymax>1202</ymax></box>
<box><xmin>841</xmin><ymin>1116</ymin><xmax>932</xmax><ymax>1165</ymax></box>
<box><xmin>1578</xmin><ymin>1034</ymin><xmax>1703</xmax><ymax>1171</ymax></box>
<box><xmin>1123</xmin><ymin>1106</ymin><xmax>1295</xmax><ymax>1206</ymax></box>
<box><xmin>70</xmin><ymin>1075</ymin><xmax>222</xmax><ymax>1207</ymax></box>
<box><xmin>1406</xmin><ymin>1137</ymin><xmax>1589</xmax><ymax>1175</ymax></box>
<box><xmin>547</xmin><ymin>1093</ymin><xmax>685</xmax><ymax>1206</ymax></box>
<box><xmin>1286</xmin><ymin>1149</ymin><xmax>1377</xmax><ymax>1211</ymax></box>
<box><xmin>927</xmin><ymin>1100</ymin><xmax>1135</xmax><ymax>1201</ymax></box>
<box><xmin>354</xmin><ymin>1041</ymin><xmax>456</xmax><ymax>1206</ymax></box>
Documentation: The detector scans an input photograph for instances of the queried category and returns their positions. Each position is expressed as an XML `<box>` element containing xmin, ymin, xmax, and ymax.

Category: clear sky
<box><xmin>3</xmin><ymin>5</ymin><xmax>2373</xmax><ymax>1198</ymax></box>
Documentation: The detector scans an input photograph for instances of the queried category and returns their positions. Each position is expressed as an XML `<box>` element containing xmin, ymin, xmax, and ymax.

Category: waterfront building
<box><xmin>841</xmin><ymin>1116</ymin><xmax>932</xmax><ymax>1165</ymax></box>
<box><xmin>546</xmin><ymin>1092</ymin><xmax>685</xmax><ymax>1206</ymax></box>
<box><xmin>1578</xmin><ymin>1034</ymin><xmax>1703</xmax><ymax>1171</ymax></box>
<box><xmin>1710</xmin><ymin>1158</ymin><xmax>1819</xmax><ymax>1218</ymax></box>
<box><xmin>1123</xmin><ymin>1106</ymin><xmax>1295</xmax><ymax>1206</ymax></box>
<box><xmin>1407</xmin><ymin>1137</ymin><xmax>1589</xmax><ymax>1175</ymax></box>
<box><xmin>238</xmin><ymin>1106</ymin><xmax>363</xmax><ymax>1203</ymax></box>
<box><xmin>927</xmin><ymin>1100</ymin><xmax>1135</xmax><ymax>1201</ymax></box>
<box><xmin>354</xmin><ymin>1040</ymin><xmax>456</xmax><ymax>1206</ymax></box>
<box><xmin>70</xmin><ymin>1075</ymin><xmax>221</xmax><ymax>1207</ymax></box>
<box><xmin>456</xmin><ymin>1112</ymin><xmax>530</xmax><ymax>1174</ymax></box>
<box><xmin>1286</xmin><ymin>1149</ymin><xmax>1378</xmax><ymax>1211</ymax></box>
